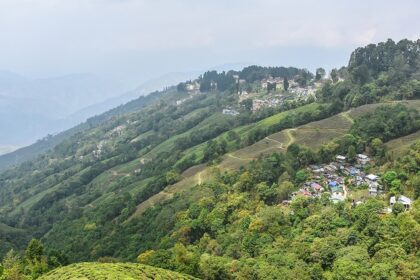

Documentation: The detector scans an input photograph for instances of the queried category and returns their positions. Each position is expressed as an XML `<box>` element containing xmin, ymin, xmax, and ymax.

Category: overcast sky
<box><xmin>0</xmin><ymin>0</ymin><xmax>419</xmax><ymax>88</ymax></box>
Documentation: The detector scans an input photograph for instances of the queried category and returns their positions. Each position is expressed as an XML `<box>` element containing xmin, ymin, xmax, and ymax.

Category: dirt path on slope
<box><xmin>340</xmin><ymin>111</ymin><xmax>354</xmax><ymax>124</ymax></box>
<box><xmin>226</xmin><ymin>153</ymin><xmax>251</xmax><ymax>161</ymax></box>
<box><xmin>197</xmin><ymin>171</ymin><xmax>203</xmax><ymax>185</ymax></box>
<box><xmin>343</xmin><ymin>183</ymin><xmax>348</xmax><ymax>198</ymax></box>
<box><xmin>285</xmin><ymin>129</ymin><xmax>296</xmax><ymax>147</ymax></box>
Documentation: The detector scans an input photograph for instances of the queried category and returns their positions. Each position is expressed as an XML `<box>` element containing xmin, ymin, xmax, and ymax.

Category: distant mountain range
<box><xmin>0</xmin><ymin>63</ymin><xmax>247</xmax><ymax>153</ymax></box>
<box><xmin>0</xmin><ymin>71</ymin><xmax>203</xmax><ymax>168</ymax></box>
<box><xmin>0</xmin><ymin>72</ymin><xmax>125</xmax><ymax>146</ymax></box>
<box><xmin>0</xmin><ymin>71</ymin><xmax>201</xmax><ymax>147</ymax></box>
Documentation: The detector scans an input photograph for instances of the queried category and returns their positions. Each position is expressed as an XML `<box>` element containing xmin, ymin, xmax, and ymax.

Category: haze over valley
<box><xmin>0</xmin><ymin>1</ymin><xmax>419</xmax><ymax>280</ymax></box>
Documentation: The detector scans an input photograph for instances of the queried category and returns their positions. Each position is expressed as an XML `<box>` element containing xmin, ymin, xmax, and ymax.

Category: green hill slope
<box><xmin>385</xmin><ymin>130</ymin><xmax>420</xmax><ymax>158</ymax></box>
<box><xmin>0</xmin><ymin>89</ymin><xmax>164</xmax><ymax>171</ymax></box>
<box><xmin>0</xmin><ymin>38</ymin><xmax>419</xmax><ymax>272</ymax></box>
<box><xmin>128</xmin><ymin>100</ymin><xmax>420</xmax><ymax>220</ymax></box>
<box><xmin>39</xmin><ymin>262</ymin><xmax>197</xmax><ymax>280</ymax></box>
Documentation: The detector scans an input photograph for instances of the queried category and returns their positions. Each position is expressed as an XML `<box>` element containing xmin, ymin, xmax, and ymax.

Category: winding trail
<box><xmin>285</xmin><ymin>129</ymin><xmax>296</xmax><ymax>146</ymax></box>
<box><xmin>343</xmin><ymin>184</ymin><xmax>348</xmax><ymax>198</ymax></box>
<box><xmin>264</xmin><ymin>136</ymin><xmax>286</xmax><ymax>150</ymax></box>
<box><xmin>227</xmin><ymin>153</ymin><xmax>249</xmax><ymax>161</ymax></box>
<box><xmin>197</xmin><ymin>171</ymin><xmax>203</xmax><ymax>185</ymax></box>
<box><xmin>265</xmin><ymin>136</ymin><xmax>283</xmax><ymax>145</ymax></box>
<box><xmin>340</xmin><ymin>111</ymin><xmax>354</xmax><ymax>124</ymax></box>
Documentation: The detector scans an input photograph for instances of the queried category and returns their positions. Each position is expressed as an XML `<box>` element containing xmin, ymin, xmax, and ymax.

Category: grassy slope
<box><xmin>0</xmin><ymin>89</ymin><xmax>168</xmax><ymax>171</ymax></box>
<box><xmin>177</xmin><ymin>102</ymin><xmax>322</xmax><ymax>164</ymax></box>
<box><xmin>44</xmin><ymin>103</ymin><xmax>322</xmax><ymax>219</ymax></box>
<box><xmin>5</xmin><ymin>105</ymin><xmax>212</xmax><ymax>215</ymax></box>
<box><xmin>223</xmin><ymin>100</ymin><xmax>420</xmax><ymax>167</ymax></box>
<box><xmin>385</xmin><ymin>130</ymin><xmax>420</xmax><ymax>158</ymax></box>
<box><xmin>130</xmin><ymin>100</ymin><xmax>420</xmax><ymax>219</ymax></box>
<box><xmin>39</xmin><ymin>262</ymin><xmax>197</xmax><ymax>280</ymax></box>
<box><xmin>7</xmin><ymin>100</ymin><xmax>420</xmax><ymax>219</ymax></box>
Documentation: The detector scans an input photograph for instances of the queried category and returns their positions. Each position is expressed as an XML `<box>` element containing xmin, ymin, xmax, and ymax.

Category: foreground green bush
<box><xmin>39</xmin><ymin>262</ymin><xmax>197</xmax><ymax>280</ymax></box>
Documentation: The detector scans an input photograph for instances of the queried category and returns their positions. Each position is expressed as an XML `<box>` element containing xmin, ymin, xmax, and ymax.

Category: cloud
<box><xmin>0</xmin><ymin>0</ymin><xmax>418</xmax><ymax>85</ymax></box>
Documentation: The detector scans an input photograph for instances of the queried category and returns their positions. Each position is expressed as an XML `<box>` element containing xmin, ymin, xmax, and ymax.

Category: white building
<box><xmin>222</xmin><ymin>109</ymin><xmax>239</xmax><ymax>116</ymax></box>
<box><xmin>366</xmin><ymin>174</ymin><xmax>378</xmax><ymax>181</ymax></box>
<box><xmin>390</xmin><ymin>195</ymin><xmax>412</xmax><ymax>210</ymax></box>
<box><xmin>357</xmin><ymin>154</ymin><xmax>370</xmax><ymax>165</ymax></box>
<box><xmin>336</xmin><ymin>155</ymin><xmax>346</xmax><ymax>163</ymax></box>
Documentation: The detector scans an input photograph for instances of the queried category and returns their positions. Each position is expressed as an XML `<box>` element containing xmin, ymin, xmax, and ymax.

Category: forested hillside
<box><xmin>0</xmin><ymin>88</ymin><xmax>166</xmax><ymax>170</ymax></box>
<box><xmin>0</xmin><ymin>39</ymin><xmax>419</xmax><ymax>280</ymax></box>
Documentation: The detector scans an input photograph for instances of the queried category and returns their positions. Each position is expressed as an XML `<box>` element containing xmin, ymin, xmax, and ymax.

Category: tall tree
<box><xmin>25</xmin><ymin>239</ymin><xmax>44</xmax><ymax>263</ymax></box>
<box><xmin>315</xmin><ymin>68</ymin><xmax>326</xmax><ymax>80</ymax></box>
<box><xmin>330</xmin><ymin>68</ymin><xmax>339</xmax><ymax>83</ymax></box>
<box><xmin>283</xmin><ymin>77</ymin><xmax>289</xmax><ymax>91</ymax></box>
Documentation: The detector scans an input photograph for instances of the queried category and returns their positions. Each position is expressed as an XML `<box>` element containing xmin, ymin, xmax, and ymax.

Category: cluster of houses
<box><xmin>309</xmin><ymin>154</ymin><xmax>385</xmax><ymax>202</ymax></box>
<box><xmin>185</xmin><ymin>81</ymin><xmax>200</xmax><ymax>93</ymax></box>
<box><xmin>176</xmin><ymin>81</ymin><xmax>201</xmax><ymax>105</ymax></box>
<box><xmin>282</xmin><ymin>153</ymin><xmax>414</xmax><ymax>212</ymax></box>
<box><xmin>288</xmin><ymin>86</ymin><xmax>316</xmax><ymax>99</ymax></box>
<box><xmin>260</xmin><ymin>77</ymin><xmax>285</xmax><ymax>90</ymax></box>
<box><xmin>92</xmin><ymin>140</ymin><xmax>106</xmax><ymax>158</ymax></box>
<box><xmin>252</xmin><ymin>96</ymin><xmax>284</xmax><ymax>112</ymax></box>
<box><xmin>176</xmin><ymin>94</ymin><xmax>196</xmax><ymax>106</ymax></box>
<box><xmin>108</xmin><ymin>125</ymin><xmax>126</xmax><ymax>137</ymax></box>
<box><xmin>286</xmin><ymin>154</ymin><xmax>374</xmax><ymax>203</ymax></box>
<box><xmin>294</xmin><ymin>160</ymin><xmax>349</xmax><ymax>203</ymax></box>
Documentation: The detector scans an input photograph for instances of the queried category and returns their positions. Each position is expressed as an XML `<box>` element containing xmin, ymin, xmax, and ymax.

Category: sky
<box><xmin>0</xmin><ymin>0</ymin><xmax>419</xmax><ymax>88</ymax></box>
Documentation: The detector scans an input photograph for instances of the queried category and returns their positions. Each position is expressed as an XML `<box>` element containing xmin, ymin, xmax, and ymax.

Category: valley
<box><xmin>0</xmin><ymin>38</ymin><xmax>419</xmax><ymax>280</ymax></box>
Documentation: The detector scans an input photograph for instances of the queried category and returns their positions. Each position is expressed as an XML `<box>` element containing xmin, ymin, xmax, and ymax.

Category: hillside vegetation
<box><xmin>39</xmin><ymin>262</ymin><xmax>196</xmax><ymax>280</ymax></box>
<box><xmin>0</xmin><ymin>89</ymin><xmax>165</xmax><ymax>170</ymax></box>
<box><xmin>0</xmin><ymin>39</ymin><xmax>419</xmax><ymax>280</ymax></box>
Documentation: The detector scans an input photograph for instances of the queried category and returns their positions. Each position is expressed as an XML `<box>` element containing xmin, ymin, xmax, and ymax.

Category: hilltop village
<box><xmin>175</xmin><ymin>67</ymin><xmax>323</xmax><ymax>114</ymax></box>
<box><xmin>173</xmin><ymin>67</ymin><xmax>414</xmax><ymax>213</ymax></box>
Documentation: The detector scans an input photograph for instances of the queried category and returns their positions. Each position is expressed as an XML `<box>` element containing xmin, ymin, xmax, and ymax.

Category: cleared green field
<box><xmin>303</xmin><ymin>114</ymin><xmax>352</xmax><ymax>130</ymax></box>
<box><xmin>132</xmin><ymin>106</ymin><xmax>354</xmax><ymax>216</ymax></box>
<box><xmin>227</xmin><ymin>111</ymin><xmax>353</xmax><ymax>164</ymax></box>
<box><xmin>177</xmin><ymin>103</ymin><xmax>323</xmax><ymax>165</ymax></box>
<box><xmin>266</xmin><ymin>130</ymin><xmax>292</xmax><ymax>143</ymax></box>
<box><xmin>255</xmin><ymin>103</ymin><xmax>320</xmax><ymax>128</ymax></box>
<box><xmin>234</xmin><ymin>137</ymin><xmax>286</xmax><ymax>159</ymax></box>
<box><xmin>293</xmin><ymin>129</ymin><xmax>346</xmax><ymax>148</ymax></box>
<box><xmin>127</xmin><ymin>100</ymin><xmax>420</xmax><ymax>220</ymax></box>
<box><xmin>223</xmin><ymin>100</ymin><xmax>420</xmax><ymax>168</ymax></box>
<box><xmin>39</xmin><ymin>262</ymin><xmax>197</xmax><ymax>280</ymax></box>
<box><xmin>346</xmin><ymin>100</ymin><xmax>420</xmax><ymax>118</ymax></box>
<box><xmin>386</xmin><ymin>130</ymin><xmax>420</xmax><ymax>158</ymax></box>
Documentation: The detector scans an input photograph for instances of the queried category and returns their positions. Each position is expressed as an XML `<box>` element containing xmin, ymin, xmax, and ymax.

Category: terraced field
<box><xmin>226</xmin><ymin>110</ymin><xmax>354</xmax><ymax>165</ymax></box>
<box><xmin>129</xmin><ymin>108</ymin><xmax>356</xmax><ymax>218</ymax></box>
<box><xmin>129</xmin><ymin>100</ymin><xmax>420</xmax><ymax>218</ymax></box>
